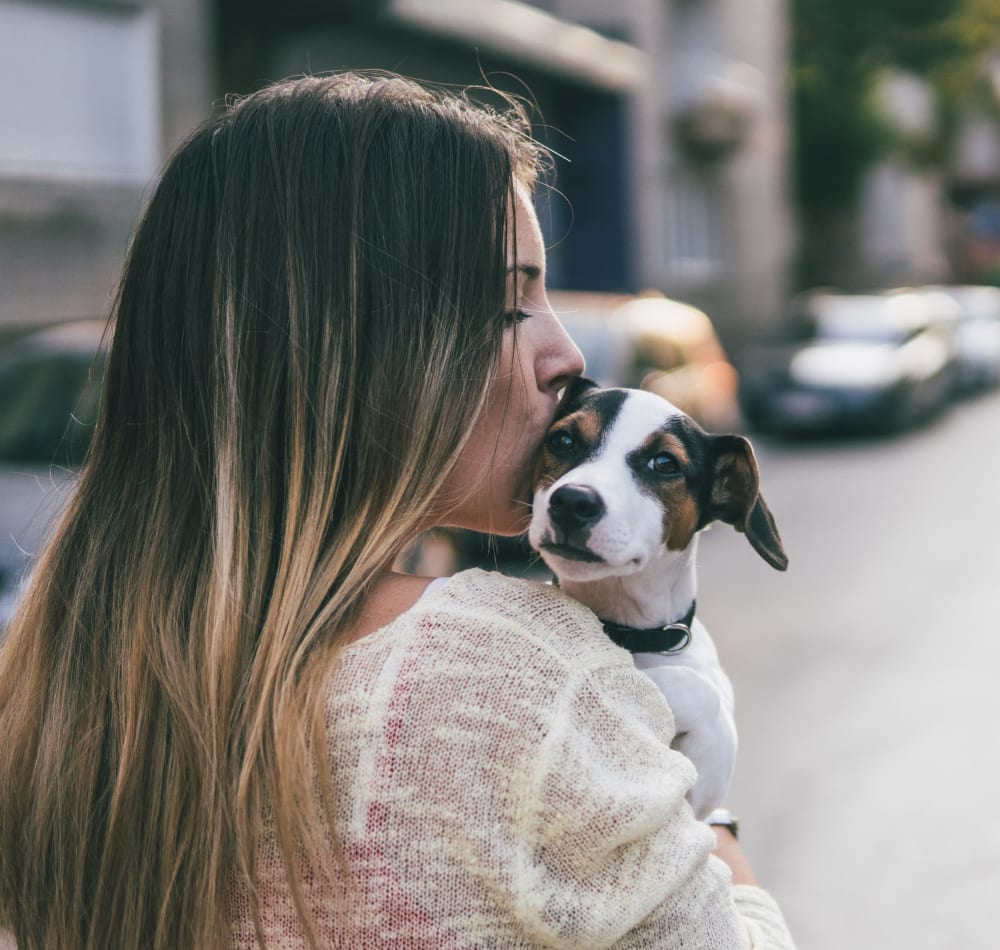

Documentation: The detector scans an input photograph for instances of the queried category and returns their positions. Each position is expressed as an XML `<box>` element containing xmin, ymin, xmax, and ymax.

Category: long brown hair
<box><xmin>0</xmin><ymin>72</ymin><xmax>541</xmax><ymax>949</ymax></box>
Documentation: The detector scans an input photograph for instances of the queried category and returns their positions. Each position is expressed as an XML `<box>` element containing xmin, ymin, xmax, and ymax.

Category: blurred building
<box><xmin>620</xmin><ymin>0</ymin><xmax>794</xmax><ymax>351</ymax></box>
<box><xmin>0</xmin><ymin>0</ymin><xmax>213</xmax><ymax>336</ymax></box>
<box><xmin>948</xmin><ymin>56</ymin><xmax>1000</xmax><ymax>286</ymax></box>
<box><xmin>0</xmin><ymin>0</ymin><xmax>794</xmax><ymax>352</ymax></box>
<box><xmin>857</xmin><ymin>71</ymin><xmax>951</xmax><ymax>289</ymax></box>
<box><xmin>835</xmin><ymin>63</ymin><xmax>1000</xmax><ymax>292</ymax></box>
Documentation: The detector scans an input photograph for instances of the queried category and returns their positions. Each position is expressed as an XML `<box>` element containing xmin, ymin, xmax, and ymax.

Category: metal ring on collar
<box><xmin>654</xmin><ymin>623</ymin><xmax>692</xmax><ymax>655</ymax></box>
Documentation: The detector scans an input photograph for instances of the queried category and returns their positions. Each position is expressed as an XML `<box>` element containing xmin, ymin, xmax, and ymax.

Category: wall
<box><xmin>0</xmin><ymin>0</ymin><xmax>213</xmax><ymax>332</ymax></box>
<box><xmin>559</xmin><ymin>0</ymin><xmax>794</xmax><ymax>351</ymax></box>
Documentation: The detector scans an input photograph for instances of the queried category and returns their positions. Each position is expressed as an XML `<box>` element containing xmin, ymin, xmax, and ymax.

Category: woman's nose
<box><xmin>541</xmin><ymin>314</ymin><xmax>585</xmax><ymax>395</ymax></box>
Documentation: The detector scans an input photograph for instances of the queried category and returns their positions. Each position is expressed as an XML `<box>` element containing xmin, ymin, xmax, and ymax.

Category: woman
<box><xmin>0</xmin><ymin>73</ymin><xmax>793</xmax><ymax>948</ymax></box>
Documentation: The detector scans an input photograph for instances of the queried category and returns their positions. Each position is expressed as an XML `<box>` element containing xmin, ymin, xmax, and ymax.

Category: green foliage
<box><xmin>791</xmin><ymin>0</ymin><xmax>1000</xmax><ymax>213</ymax></box>
<box><xmin>792</xmin><ymin>63</ymin><xmax>892</xmax><ymax>211</ymax></box>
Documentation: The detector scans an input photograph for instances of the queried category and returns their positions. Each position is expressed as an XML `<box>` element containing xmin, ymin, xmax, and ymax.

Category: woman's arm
<box><xmin>712</xmin><ymin>825</ymin><xmax>759</xmax><ymax>886</ymax></box>
<box><xmin>509</xmin><ymin>652</ymin><xmax>796</xmax><ymax>950</ymax></box>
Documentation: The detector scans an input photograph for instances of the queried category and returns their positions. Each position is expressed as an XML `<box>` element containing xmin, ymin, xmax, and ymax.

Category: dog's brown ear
<box><xmin>708</xmin><ymin>435</ymin><xmax>788</xmax><ymax>571</ymax></box>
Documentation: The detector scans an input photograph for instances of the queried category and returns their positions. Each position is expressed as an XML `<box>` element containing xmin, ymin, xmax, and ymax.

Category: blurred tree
<box><xmin>792</xmin><ymin>0</ymin><xmax>1000</xmax><ymax>284</ymax></box>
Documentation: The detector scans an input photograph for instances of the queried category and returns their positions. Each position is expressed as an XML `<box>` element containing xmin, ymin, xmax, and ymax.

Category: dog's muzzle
<box><xmin>548</xmin><ymin>484</ymin><xmax>605</xmax><ymax>532</ymax></box>
<box><xmin>538</xmin><ymin>484</ymin><xmax>608</xmax><ymax>562</ymax></box>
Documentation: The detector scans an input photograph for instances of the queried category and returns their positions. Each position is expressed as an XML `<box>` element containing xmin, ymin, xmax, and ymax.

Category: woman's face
<box><xmin>439</xmin><ymin>188</ymin><xmax>585</xmax><ymax>536</ymax></box>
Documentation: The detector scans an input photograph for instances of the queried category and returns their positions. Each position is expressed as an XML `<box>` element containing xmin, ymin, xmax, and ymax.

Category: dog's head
<box><xmin>528</xmin><ymin>378</ymin><xmax>788</xmax><ymax>582</ymax></box>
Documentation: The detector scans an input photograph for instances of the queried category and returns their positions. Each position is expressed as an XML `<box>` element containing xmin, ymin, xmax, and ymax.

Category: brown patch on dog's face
<box><xmin>666</xmin><ymin>495</ymin><xmax>701</xmax><ymax>551</ymax></box>
<box><xmin>629</xmin><ymin>429</ymin><xmax>703</xmax><ymax>551</ymax></box>
<box><xmin>533</xmin><ymin>386</ymin><xmax>630</xmax><ymax>493</ymax></box>
<box><xmin>533</xmin><ymin>406</ymin><xmax>602</xmax><ymax>488</ymax></box>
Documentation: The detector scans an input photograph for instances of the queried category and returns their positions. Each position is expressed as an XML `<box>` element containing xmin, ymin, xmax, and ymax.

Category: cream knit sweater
<box><xmin>227</xmin><ymin>569</ymin><xmax>794</xmax><ymax>949</ymax></box>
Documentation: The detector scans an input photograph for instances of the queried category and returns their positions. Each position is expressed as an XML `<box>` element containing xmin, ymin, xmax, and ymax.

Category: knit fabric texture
<box><xmin>226</xmin><ymin>569</ymin><xmax>795</xmax><ymax>949</ymax></box>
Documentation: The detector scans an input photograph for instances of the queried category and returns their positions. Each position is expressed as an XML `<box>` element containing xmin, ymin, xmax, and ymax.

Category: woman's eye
<box><xmin>648</xmin><ymin>452</ymin><xmax>680</xmax><ymax>475</ymax></box>
<box><xmin>547</xmin><ymin>430</ymin><xmax>575</xmax><ymax>453</ymax></box>
<box><xmin>505</xmin><ymin>309</ymin><xmax>531</xmax><ymax>324</ymax></box>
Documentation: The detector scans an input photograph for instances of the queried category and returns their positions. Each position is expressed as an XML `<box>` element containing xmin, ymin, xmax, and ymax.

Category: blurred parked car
<box><xmin>548</xmin><ymin>290</ymin><xmax>741</xmax><ymax>431</ymax></box>
<box><xmin>0</xmin><ymin>320</ymin><xmax>106</xmax><ymax>628</ymax></box>
<box><xmin>917</xmin><ymin>285</ymin><xmax>1000</xmax><ymax>392</ymax></box>
<box><xmin>739</xmin><ymin>290</ymin><xmax>960</xmax><ymax>436</ymax></box>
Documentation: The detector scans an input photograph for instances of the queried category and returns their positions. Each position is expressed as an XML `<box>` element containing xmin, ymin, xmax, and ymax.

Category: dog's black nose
<box><xmin>548</xmin><ymin>485</ymin><xmax>605</xmax><ymax>530</ymax></box>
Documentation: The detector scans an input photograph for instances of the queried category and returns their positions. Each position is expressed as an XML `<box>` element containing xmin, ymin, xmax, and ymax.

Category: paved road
<box><xmin>696</xmin><ymin>388</ymin><xmax>1000</xmax><ymax>950</ymax></box>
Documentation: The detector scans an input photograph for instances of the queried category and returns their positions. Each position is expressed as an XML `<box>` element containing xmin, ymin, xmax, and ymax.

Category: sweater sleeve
<box><xmin>733</xmin><ymin>886</ymin><xmax>797</xmax><ymax>949</ymax></box>
<box><xmin>502</xmin><ymin>660</ymin><xmax>795</xmax><ymax>950</ymax></box>
<box><xmin>306</xmin><ymin>571</ymin><xmax>795</xmax><ymax>950</ymax></box>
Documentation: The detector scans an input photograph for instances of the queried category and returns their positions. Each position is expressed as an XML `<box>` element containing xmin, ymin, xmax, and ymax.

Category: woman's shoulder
<box><xmin>340</xmin><ymin>568</ymin><xmax>625</xmax><ymax>679</ymax></box>
<box><xmin>329</xmin><ymin>569</ymin><xmax>649</xmax><ymax>746</ymax></box>
<box><xmin>410</xmin><ymin>568</ymin><xmax>620</xmax><ymax>669</ymax></box>
<box><xmin>425</xmin><ymin>566</ymin><xmax>578</xmax><ymax>614</ymax></box>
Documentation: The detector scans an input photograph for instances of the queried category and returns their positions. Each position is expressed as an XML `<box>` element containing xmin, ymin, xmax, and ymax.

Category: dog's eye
<box><xmin>648</xmin><ymin>452</ymin><xmax>680</xmax><ymax>475</ymax></box>
<box><xmin>547</xmin><ymin>430</ymin><xmax>575</xmax><ymax>453</ymax></box>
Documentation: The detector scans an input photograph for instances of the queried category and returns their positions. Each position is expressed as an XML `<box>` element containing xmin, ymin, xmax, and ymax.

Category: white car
<box><xmin>919</xmin><ymin>285</ymin><xmax>1000</xmax><ymax>392</ymax></box>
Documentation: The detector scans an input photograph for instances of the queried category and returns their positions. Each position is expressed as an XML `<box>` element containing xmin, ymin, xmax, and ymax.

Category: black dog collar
<box><xmin>601</xmin><ymin>601</ymin><xmax>696</xmax><ymax>655</ymax></box>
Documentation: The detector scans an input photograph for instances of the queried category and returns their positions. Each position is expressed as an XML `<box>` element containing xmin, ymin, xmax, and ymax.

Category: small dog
<box><xmin>529</xmin><ymin>378</ymin><xmax>787</xmax><ymax>818</ymax></box>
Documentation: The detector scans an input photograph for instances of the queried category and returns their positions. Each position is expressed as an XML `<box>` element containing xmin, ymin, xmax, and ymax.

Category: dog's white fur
<box><xmin>631</xmin><ymin>623</ymin><xmax>736</xmax><ymax>819</ymax></box>
<box><xmin>529</xmin><ymin>387</ymin><xmax>783</xmax><ymax>819</ymax></box>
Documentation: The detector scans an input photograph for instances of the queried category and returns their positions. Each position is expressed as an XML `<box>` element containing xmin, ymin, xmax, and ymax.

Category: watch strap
<box><xmin>705</xmin><ymin>807</ymin><xmax>740</xmax><ymax>839</ymax></box>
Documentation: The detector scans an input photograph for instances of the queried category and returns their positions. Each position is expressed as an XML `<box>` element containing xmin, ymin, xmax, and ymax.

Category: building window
<box><xmin>663</xmin><ymin>170</ymin><xmax>724</xmax><ymax>285</ymax></box>
<box><xmin>0</xmin><ymin>0</ymin><xmax>160</xmax><ymax>183</ymax></box>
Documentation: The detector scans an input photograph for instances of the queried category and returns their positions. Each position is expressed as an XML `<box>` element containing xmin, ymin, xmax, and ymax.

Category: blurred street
<box><xmin>2</xmin><ymin>2</ymin><xmax>1000</xmax><ymax>945</ymax></box>
<box><xmin>697</xmin><ymin>391</ymin><xmax>1000</xmax><ymax>950</ymax></box>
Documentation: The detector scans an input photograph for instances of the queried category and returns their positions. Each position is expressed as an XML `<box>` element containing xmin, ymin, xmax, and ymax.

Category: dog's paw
<box><xmin>672</xmin><ymin>719</ymin><xmax>737</xmax><ymax>819</ymax></box>
<box><xmin>635</xmin><ymin>661</ymin><xmax>737</xmax><ymax>819</ymax></box>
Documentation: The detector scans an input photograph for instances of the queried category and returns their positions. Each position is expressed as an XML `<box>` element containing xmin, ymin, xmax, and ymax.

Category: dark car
<box><xmin>739</xmin><ymin>290</ymin><xmax>960</xmax><ymax>436</ymax></box>
<box><xmin>0</xmin><ymin>320</ymin><xmax>106</xmax><ymax>628</ymax></box>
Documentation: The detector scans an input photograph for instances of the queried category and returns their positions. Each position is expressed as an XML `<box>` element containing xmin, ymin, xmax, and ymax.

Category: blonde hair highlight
<box><xmin>0</xmin><ymin>72</ymin><xmax>542</xmax><ymax>948</ymax></box>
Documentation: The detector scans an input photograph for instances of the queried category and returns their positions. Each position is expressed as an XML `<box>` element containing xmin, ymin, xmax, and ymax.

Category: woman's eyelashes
<box><xmin>506</xmin><ymin>293</ymin><xmax>547</xmax><ymax>323</ymax></box>
<box><xmin>505</xmin><ymin>308</ymin><xmax>532</xmax><ymax>324</ymax></box>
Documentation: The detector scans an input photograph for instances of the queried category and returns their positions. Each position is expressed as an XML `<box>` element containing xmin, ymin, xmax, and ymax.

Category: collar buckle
<box><xmin>653</xmin><ymin>622</ymin><xmax>692</xmax><ymax>655</ymax></box>
<box><xmin>601</xmin><ymin>601</ymin><xmax>696</xmax><ymax>655</ymax></box>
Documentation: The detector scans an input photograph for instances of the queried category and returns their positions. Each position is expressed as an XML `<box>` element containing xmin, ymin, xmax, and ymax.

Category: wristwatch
<box><xmin>705</xmin><ymin>807</ymin><xmax>740</xmax><ymax>840</ymax></box>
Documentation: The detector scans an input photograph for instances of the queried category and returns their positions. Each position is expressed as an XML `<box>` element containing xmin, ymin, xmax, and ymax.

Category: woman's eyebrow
<box><xmin>508</xmin><ymin>263</ymin><xmax>541</xmax><ymax>281</ymax></box>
